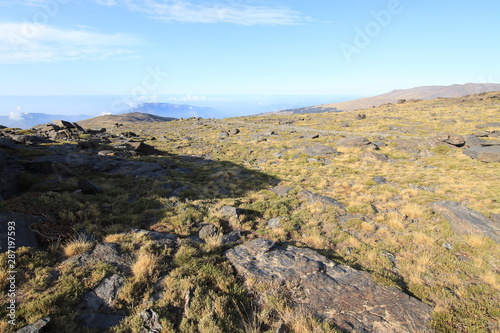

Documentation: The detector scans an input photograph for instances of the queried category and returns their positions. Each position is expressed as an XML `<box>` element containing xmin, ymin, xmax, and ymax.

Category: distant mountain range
<box><xmin>0</xmin><ymin>102</ymin><xmax>219</xmax><ymax>129</ymax></box>
<box><xmin>0</xmin><ymin>112</ymin><xmax>91</xmax><ymax>129</ymax></box>
<box><xmin>266</xmin><ymin>83</ymin><xmax>500</xmax><ymax>115</ymax></box>
<box><xmin>128</xmin><ymin>103</ymin><xmax>219</xmax><ymax>119</ymax></box>
<box><xmin>77</xmin><ymin>112</ymin><xmax>176</xmax><ymax>128</ymax></box>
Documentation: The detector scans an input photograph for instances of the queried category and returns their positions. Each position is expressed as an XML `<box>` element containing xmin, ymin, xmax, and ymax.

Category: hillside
<box><xmin>77</xmin><ymin>112</ymin><xmax>176</xmax><ymax>128</ymax></box>
<box><xmin>1</xmin><ymin>92</ymin><xmax>499</xmax><ymax>332</ymax></box>
<box><xmin>272</xmin><ymin>82</ymin><xmax>500</xmax><ymax>114</ymax></box>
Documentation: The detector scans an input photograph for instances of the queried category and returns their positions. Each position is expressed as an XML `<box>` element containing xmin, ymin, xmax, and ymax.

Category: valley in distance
<box><xmin>0</xmin><ymin>83</ymin><xmax>499</xmax><ymax>332</ymax></box>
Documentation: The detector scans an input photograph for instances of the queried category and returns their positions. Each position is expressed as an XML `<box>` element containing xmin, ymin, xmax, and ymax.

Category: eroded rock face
<box><xmin>226</xmin><ymin>239</ymin><xmax>434</xmax><ymax>333</ymax></box>
<box><xmin>432</xmin><ymin>201</ymin><xmax>499</xmax><ymax>243</ymax></box>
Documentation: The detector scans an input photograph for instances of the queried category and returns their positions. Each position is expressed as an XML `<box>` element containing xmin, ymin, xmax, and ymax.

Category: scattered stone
<box><xmin>432</xmin><ymin>201</ymin><xmax>499</xmax><ymax>243</ymax></box>
<box><xmin>268</xmin><ymin>217</ymin><xmax>285</xmax><ymax>229</ymax></box>
<box><xmin>226</xmin><ymin>239</ymin><xmax>433</xmax><ymax>333</ymax></box>
<box><xmin>271</xmin><ymin>186</ymin><xmax>292</xmax><ymax>196</ymax></box>
<box><xmin>432</xmin><ymin>133</ymin><xmax>465</xmax><ymax>146</ymax></box>
<box><xmin>65</xmin><ymin>242</ymin><xmax>132</xmax><ymax>273</ymax></box>
<box><xmin>372</xmin><ymin>176</ymin><xmax>388</xmax><ymax>184</ymax></box>
<box><xmin>230</xmin><ymin>128</ymin><xmax>240</xmax><ymax>135</ymax></box>
<box><xmin>336</xmin><ymin>136</ymin><xmax>374</xmax><ymax>148</ymax></box>
<box><xmin>78</xmin><ymin>179</ymin><xmax>102</xmax><ymax>194</ymax></box>
<box><xmin>126</xmin><ymin>141</ymin><xmax>157</xmax><ymax>155</ymax></box>
<box><xmin>199</xmin><ymin>223</ymin><xmax>218</xmax><ymax>240</ymax></box>
<box><xmin>463</xmin><ymin>146</ymin><xmax>500</xmax><ymax>162</ymax></box>
<box><xmin>16</xmin><ymin>317</ymin><xmax>50</xmax><ymax>333</ymax></box>
<box><xmin>0</xmin><ymin>212</ymin><xmax>41</xmax><ymax>252</ymax></box>
<box><xmin>80</xmin><ymin>274</ymin><xmax>125</xmax><ymax>312</ymax></box>
<box><xmin>356</xmin><ymin>113</ymin><xmax>367</xmax><ymax>119</ymax></box>
<box><xmin>372</xmin><ymin>140</ymin><xmax>387</xmax><ymax>147</ymax></box>
<box><xmin>303</xmin><ymin>144</ymin><xmax>340</xmax><ymax>157</ymax></box>
<box><xmin>221</xmin><ymin>230</ymin><xmax>241</xmax><ymax>244</ymax></box>
<box><xmin>361</xmin><ymin>151</ymin><xmax>390</xmax><ymax>162</ymax></box>
<box><xmin>139</xmin><ymin>309</ymin><xmax>163</xmax><ymax>333</ymax></box>
<box><xmin>220</xmin><ymin>206</ymin><xmax>240</xmax><ymax>219</ymax></box>
<box><xmin>298</xmin><ymin>190</ymin><xmax>346</xmax><ymax>210</ymax></box>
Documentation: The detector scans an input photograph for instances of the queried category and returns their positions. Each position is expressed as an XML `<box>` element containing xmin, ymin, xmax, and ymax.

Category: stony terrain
<box><xmin>0</xmin><ymin>92</ymin><xmax>499</xmax><ymax>332</ymax></box>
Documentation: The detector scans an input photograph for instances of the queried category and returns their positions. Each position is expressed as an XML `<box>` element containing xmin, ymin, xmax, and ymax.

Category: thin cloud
<box><xmin>0</xmin><ymin>23</ymin><xmax>138</xmax><ymax>63</ymax></box>
<box><xmin>93</xmin><ymin>0</ymin><xmax>307</xmax><ymax>25</ymax></box>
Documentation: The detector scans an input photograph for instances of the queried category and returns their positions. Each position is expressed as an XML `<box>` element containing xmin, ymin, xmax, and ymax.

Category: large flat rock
<box><xmin>226</xmin><ymin>239</ymin><xmax>433</xmax><ymax>332</ymax></box>
<box><xmin>463</xmin><ymin>146</ymin><xmax>500</xmax><ymax>162</ymax></box>
<box><xmin>432</xmin><ymin>201</ymin><xmax>499</xmax><ymax>243</ymax></box>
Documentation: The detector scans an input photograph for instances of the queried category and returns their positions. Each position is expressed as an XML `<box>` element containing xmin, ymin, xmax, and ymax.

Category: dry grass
<box><xmin>63</xmin><ymin>236</ymin><xmax>93</xmax><ymax>257</ymax></box>
<box><xmin>132</xmin><ymin>252</ymin><xmax>160</xmax><ymax>283</ymax></box>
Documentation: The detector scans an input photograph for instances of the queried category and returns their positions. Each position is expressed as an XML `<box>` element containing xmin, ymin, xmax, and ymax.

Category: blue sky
<box><xmin>0</xmin><ymin>0</ymin><xmax>499</xmax><ymax>99</ymax></box>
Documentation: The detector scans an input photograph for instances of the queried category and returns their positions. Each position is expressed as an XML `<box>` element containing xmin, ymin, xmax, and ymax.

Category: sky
<box><xmin>0</xmin><ymin>0</ymin><xmax>499</xmax><ymax>116</ymax></box>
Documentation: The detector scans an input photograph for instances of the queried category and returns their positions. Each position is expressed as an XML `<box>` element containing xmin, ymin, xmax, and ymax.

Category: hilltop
<box><xmin>77</xmin><ymin>112</ymin><xmax>176</xmax><ymax>128</ymax></box>
<box><xmin>269</xmin><ymin>82</ymin><xmax>500</xmax><ymax>115</ymax></box>
<box><xmin>0</xmin><ymin>92</ymin><xmax>499</xmax><ymax>332</ymax></box>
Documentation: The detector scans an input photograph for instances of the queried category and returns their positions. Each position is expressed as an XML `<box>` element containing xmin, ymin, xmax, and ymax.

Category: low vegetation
<box><xmin>0</xmin><ymin>92</ymin><xmax>499</xmax><ymax>332</ymax></box>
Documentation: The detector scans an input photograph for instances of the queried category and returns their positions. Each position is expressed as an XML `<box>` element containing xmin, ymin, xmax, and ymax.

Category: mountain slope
<box><xmin>77</xmin><ymin>112</ymin><xmax>176</xmax><ymax>128</ymax></box>
<box><xmin>274</xmin><ymin>83</ymin><xmax>500</xmax><ymax>114</ymax></box>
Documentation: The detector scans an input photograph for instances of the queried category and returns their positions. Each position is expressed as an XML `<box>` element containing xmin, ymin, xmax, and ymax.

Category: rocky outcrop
<box><xmin>226</xmin><ymin>239</ymin><xmax>434</xmax><ymax>333</ymax></box>
<box><xmin>432</xmin><ymin>201</ymin><xmax>499</xmax><ymax>242</ymax></box>
<box><xmin>33</xmin><ymin>120</ymin><xmax>87</xmax><ymax>140</ymax></box>
<box><xmin>463</xmin><ymin>146</ymin><xmax>500</xmax><ymax>162</ymax></box>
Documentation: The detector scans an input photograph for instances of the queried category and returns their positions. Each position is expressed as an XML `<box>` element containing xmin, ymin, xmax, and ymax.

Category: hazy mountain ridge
<box><xmin>269</xmin><ymin>83</ymin><xmax>500</xmax><ymax>115</ymax></box>
<box><xmin>129</xmin><ymin>102</ymin><xmax>220</xmax><ymax>119</ymax></box>
<box><xmin>0</xmin><ymin>112</ymin><xmax>91</xmax><ymax>129</ymax></box>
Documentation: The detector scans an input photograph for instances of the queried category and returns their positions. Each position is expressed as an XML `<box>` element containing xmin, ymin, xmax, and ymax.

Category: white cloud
<box><xmin>91</xmin><ymin>0</ymin><xmax>306</xmax><ymax>25</ymax></box>
<box><xmin>0</xmin><ymin>23</ymin><xmax>138</xmax><ymax>63</ymax></box>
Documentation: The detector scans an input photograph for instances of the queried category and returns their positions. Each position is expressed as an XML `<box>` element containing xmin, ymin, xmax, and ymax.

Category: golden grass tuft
<box><xmin>103</xmin><ymin>233</ymin><xmax>126</xmax><ymax>243</ymax></box>
<box><xmin>132</xmin><ymin>252</ymin><xmax>160</xmax><ymax>283</ymax></box>
<box><xmin>63</xmin><ymin>236</ymin><xmax>93</xmax><ymax>257</ymax></box>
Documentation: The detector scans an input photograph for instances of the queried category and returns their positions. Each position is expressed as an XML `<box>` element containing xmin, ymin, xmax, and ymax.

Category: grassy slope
<box><xmin>1</xmin><ymin>92</ymin><xmax>499</xmax><ymax>332</ymax></box>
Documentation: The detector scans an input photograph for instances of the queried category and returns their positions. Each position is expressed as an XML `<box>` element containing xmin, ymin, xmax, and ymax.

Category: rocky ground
<box><xmin>0</xmin><ymin>92</ymin><xmax>499</xmax><ymax>332</ymax></box>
